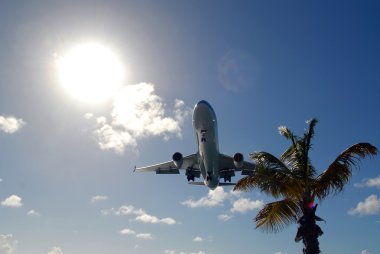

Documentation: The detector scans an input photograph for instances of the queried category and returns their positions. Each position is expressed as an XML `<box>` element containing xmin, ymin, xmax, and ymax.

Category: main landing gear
<box><xmin>187</xmin><ymin>175</ymin><xmax>195</xmax><ymax>182</ymax></box>
<box><xmin>224</xmin><ymin>176</ymin><xmax>232</xmax><ymax>182</ymax></box>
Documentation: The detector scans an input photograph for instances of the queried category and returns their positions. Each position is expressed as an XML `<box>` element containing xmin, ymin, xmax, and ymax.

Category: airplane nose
<box><xmin>196</xmin><ymin>100</ymin><xmax>212</xmax><ymax>108</ymax></box>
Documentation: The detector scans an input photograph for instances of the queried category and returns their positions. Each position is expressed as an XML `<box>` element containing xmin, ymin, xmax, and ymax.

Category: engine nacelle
<box><xmin>172</xmin><ymin>152</ymin><xmax>183</xmax><ymax>168</ymax></box>
<box><xmin>233</xmin><ymin>152</ymin><xmax>244</xmax><ymax>168</ymax></box>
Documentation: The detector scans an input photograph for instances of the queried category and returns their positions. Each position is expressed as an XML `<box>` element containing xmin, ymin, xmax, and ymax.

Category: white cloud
<box><xmin>361</xmin><ymin>250</ymin><xmax>370</xmax><ymax>254</ymax></box>
<box><xmin>135</xmin><ymin>213</ymin><xmax>177</xmax><ymax>225</ymax></box>
<box><xmin>91</xmin><ymin>195</ymin><xmax>109</xmax><ymax>203</ymax></box>
<box><xmin>181</xmin><ymin>187</ymin><xmax>230</xmax><ymax>208</ymax></box>
<box><xmin>230</xmin><ymin>198</ymin><xmax>264</xmax><ymax>213</ymax></box>
<box><xmin>1</xmin><ymin>195</ymin><xmax>23</xmax><ymax>208</ymax></box>
<box><xmin>217</xmin><ymin>214</ymin><xmax>233</xmax><ymax>221</ymax></box>
<box><xmin>47</xmin><ymin>246</ymin><xmax>63</xmax><ymax>254</ymax></box>
<box><xmin>355</xmin><ymin>175</ymin><xmax>380</xmax><ymax>189</ymax></box>
<box><xmin>274</xmin><ymin>252</ymin><xmax>288</xmax><ymax>254</ymax></box>
<box><xmin>90</xmin><ymin>83</ymin><xmax>190</xmax><ymax>153</ymax></box>
<box><xmin>349</xmin><ymin>195</ymin><xmax>380</xmax><ymax>216</ymax></box>
<box><xmin>164</xmin><ymin>250</ymin><xmax>206</xmax><ymax>254</ymax></box>
<box><xmin>102</xmin><ymin>205</ymin><xmax>177</xmax><ymax>225</ymax></box>
<box><xmin>119</xmin><ymin>229</ymin><xmax>136</xmax><ymax>235</ymax></box>
<box><xmin>119</xmin><ymin>228</ymin><xmax>153</xmax><ymax>240</ymax></box>
<box><xmin>101</xmin><ymin>205</ymin><xmax>136</xmax><ymax>216</ymax></box>
<box><xmin>0</xmin><ymin>116</ymin><xmax>25</xmax><ymax>134</ymax></box>
<box><xmin>27</xmin><ymin>210</ymin><xmax>40</xmax><ymax>216</ymax></box>
<box><xmin>136</xmin><ymin>233</ymin><xmax>153</xmax><ymax>240</ymax></box>
<box><xmin>192</xmin><ymin>237</ymin><xmax>204</xmax><ymax>242</ymax></box>
<box><xmin>0</xmin><ymin>234</ymin><xmax>17</xmax><ymax>254</ymax></box>
<box><xmin>84</xmin><ymin>113</ymin><xmax>93</xmax><ymax>119</ymax></box>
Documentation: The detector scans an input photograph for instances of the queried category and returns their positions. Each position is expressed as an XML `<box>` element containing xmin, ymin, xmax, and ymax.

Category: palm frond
<box><xmin>304</xmin><ymin>118</ymin><xmax>318</xmax><ymax>152</ymax></box>
<box><xmin>255</xmin><ymin>199</ymin><xmax>302</xmax><ymax>233</ymax></box>
<box><xmin>278</xmin><ymin>126</ymin><xmax>297</xmax><ymax>146</ymax></box>
<box><xmin>314</xmin><ymin>143</ymin><xmax>378</xmax><ymax>200</ymax></box>
<box><xmin>234</xmin><ymin>152</ymin><xmax>303</xmax><ymax>198</ymax></box>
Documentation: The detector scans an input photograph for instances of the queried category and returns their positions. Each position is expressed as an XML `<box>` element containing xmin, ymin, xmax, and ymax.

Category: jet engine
<box><xmin>233</xmin><ymin>152</ymin><xmax>244</xmax><ymax>168</ymax></box>
<box><xmin>172</xmin><ymin>152</ymin><xmax>183</xmax><ymax>168</ymax></box>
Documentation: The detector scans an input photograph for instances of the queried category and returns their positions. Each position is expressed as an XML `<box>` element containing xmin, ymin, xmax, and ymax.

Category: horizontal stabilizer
<box><xmin>188</xmin><ymin>182</ymin><xmax>236</xmax><ymax>186</ymax></box>
<box><xmin>219</xmin><ymin>183</ymin><xmax>236</xmax><ymax>186</ymax></box>
<box><xmin>188</xmin><ymin>182</ymin><xmax>205</xmax><ymax>186</ymax></box>
<box><xmin>156</xmin><ymin>169</ymin><xmax>180</xmax><ymax>174</ymax></box>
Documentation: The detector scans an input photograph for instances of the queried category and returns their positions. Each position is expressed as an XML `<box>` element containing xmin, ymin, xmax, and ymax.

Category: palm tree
<box><xmin>234</xmin><ymin>118</ymin><xmax>377</xmax><ymax>254</ymax></box>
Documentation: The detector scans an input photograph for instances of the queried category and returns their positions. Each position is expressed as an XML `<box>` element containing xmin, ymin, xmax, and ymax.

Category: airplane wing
<box><xmin>135</xmin><ymin>153</ymin><xmax>199</xmax><ymax>174</ymax></box>
<box><xmin>219</xmin><ymin>153</ymin><xmax>256</xmax><ymax>175</ymax></box>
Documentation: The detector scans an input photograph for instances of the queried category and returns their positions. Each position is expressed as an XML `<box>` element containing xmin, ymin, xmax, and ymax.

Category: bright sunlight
<box><xmin>57</xmin><ymin>42</ymin><xmax>125</xmax><ymax>103</ymax></box>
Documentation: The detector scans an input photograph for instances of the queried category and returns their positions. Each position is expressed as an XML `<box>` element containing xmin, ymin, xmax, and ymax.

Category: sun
<box><xmin>56</xmin><ymin>42</ymin><xmax>125</xmax><ymax>103</ymax></box>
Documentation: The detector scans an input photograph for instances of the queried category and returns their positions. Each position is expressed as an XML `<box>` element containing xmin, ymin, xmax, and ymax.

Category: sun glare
<box><xmin>57</xmin><ymin>42</ymin><xmax>125</xmax><ymax>103</ymax></box>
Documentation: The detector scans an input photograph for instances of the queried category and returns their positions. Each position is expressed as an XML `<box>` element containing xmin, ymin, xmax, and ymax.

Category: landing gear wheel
<box><xmin>224</xmin><ymin>176</ymin><xmax>232</xmax><ymax>183</ymax></box>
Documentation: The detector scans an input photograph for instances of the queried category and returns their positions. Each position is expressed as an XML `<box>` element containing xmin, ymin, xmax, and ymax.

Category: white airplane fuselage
<box><xmin>193</xmin><ymin>100</ymin><xmax>220</xmax><ymax>189</ymax></box>
<box><xmin>135</xmin><ymin>100</ymin><xmax>255</xmax><ymax>190</ymax></box>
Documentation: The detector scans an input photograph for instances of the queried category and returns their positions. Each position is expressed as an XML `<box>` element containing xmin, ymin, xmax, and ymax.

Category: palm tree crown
<box><xmin>234</xmin><ymin>118</ymin><xmax>377</xmax><ymax>253</ymax></box>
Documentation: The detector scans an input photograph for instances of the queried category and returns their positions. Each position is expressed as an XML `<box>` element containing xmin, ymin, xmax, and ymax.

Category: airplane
<box><xmin>134</xmin><ymin>100</ymin><xmax>255</xmax><ymax>190</ymax></box>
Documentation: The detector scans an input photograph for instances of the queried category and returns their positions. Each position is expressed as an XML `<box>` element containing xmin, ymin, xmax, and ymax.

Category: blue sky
<box><xmin>0</xmin><ymin>1</ymin><xmax>379</xmax><ymax>253</ymax></box>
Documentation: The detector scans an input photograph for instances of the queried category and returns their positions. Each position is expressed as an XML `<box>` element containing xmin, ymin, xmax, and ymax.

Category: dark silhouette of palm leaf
<box><xmin>314</xmin><ymin>143</ymin><xmax>378</xmax><ymax>200</ymax></box>
<box><xmin>235</xmin><ymin>152</ymin><xmax>303</xmax><ymax>198</ymax></box>
<box><xmin>255</xmin><ymin>199</ymin><xmax>302</xmax><ymax>233</ymax></box>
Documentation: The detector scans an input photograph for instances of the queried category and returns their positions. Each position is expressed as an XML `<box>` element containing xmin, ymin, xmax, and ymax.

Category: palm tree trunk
<box><xmin>296</xmin><ymin>205</ymin><xmax>323</xmax><ymax>254</ymax></box>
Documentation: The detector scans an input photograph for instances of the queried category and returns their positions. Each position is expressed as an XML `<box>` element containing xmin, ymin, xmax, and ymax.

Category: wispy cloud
<box><xmin>119</xmin><ymin>228</ymin><xmax>153</xmax><ymax>240</ymax></box>
<box><xmin>182</xmin><ymin>187</ymin><xmax>263</xmax><ymax>221</ymax></box>
<box><xmin>119</xmin><ymin>229</ymin><xmax>136</xmax><ymax>235</ymax></box>
<box><xmin>217</xmin><ymin>214</ymin><xmax>233</xmax><ymax>221</ymax></box>
<box><xmin>355</xmin><ymin>175</ymin><xmax>380</xmax><ymax>189</ymax></box>
<box><xmin>135</xmin><ymin>213</ymin><xmax>176</xmax><ymax>225</ymax></box>
<box><xmin>1</xmin><ymin>195</ymin><xmax>23</xmax><ymax>208</ymax></box>
<box><xmin>87</xmin><ymin>83</ymin><xmax>190</xmax><ymax>153</ymax></box>
<box><xmin>192</xmin><ymin>236</ymin><xmax>204</xmax><ymax>242</ymax></box>
<box><xmin>361</xmin><ymin>250</ymin><xmax>370</xmax><ymax>254</ymax></box>
<box><xmin>101</xmin><ymin>205</ymin><xmax>136</xmax><ymax>216</ymax></box>
<box><xmin>0</xmin><ymin>234</ymin><xmax>18</xmax><ymax>254</ymax></box>
<box><xmin>27</xmin><ymin>210</ymin><xmax>41</xmax><ymax>217</ymax></box>
<box><xmin>47</xmin><ymin>246</ymin><xmax>63</xmax><ymax>254</ymax></box>
<box><xmin>274</xmin><ymin>252</ymin><xmax>288</xmax><ymax>254</ymax></box>
<box><xmin>349</xmin><ymin>195</ymin><xmax>380</xmax><ymax>216</ymax></box>
<box><xmin>230</xmin><ymin>198</ymin><xmax>264</xmax><ymax>213</ymax></box>
<box><xmin>181</xmin><ymin>187</ymin><xmax>230</xmax><ymax>208</ymax></box>
<box><xmin>102</xmin><ymin>205</ymin><xmax>177</xmax><ymax>225</ymax></box>
<box><xmin>164</xmin><ymin>250</ymin><xmax>206</xmax><ymax>254</ymax></box>
<box><xmin>136</xmin><ymin>233</ymin><xmax>153</xmax><ymax>240</ymax></box>
<box><xmin>0</xmin><ymin>116</ymin><xmax>25</xmax><ymax>134</ymax></box>
<box><xmin>91</xmin><ymin>195</ymin><xmax>109</xmax><ymax>203</ymax></box>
